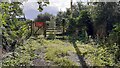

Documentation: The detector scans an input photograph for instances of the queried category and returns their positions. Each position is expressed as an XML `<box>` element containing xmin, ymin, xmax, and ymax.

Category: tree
<box><xmin>1</xmin><ymin>0</ymin><xmax>50</xmax><ymax>51</ymax></box>
<box><xmin>90</xmin><ymin>2</ymin><xmax>120</xmax><ymax>62</ymax></box>
<box><xmin>77</xmin><ymin>10</ymin><xmax>94</xmax><ymax>38</ymax></box>
<box><xmin>91</xmin><ymin>2</ymin><xmax>120</xmax><ymax>40</ymax></box>
<box><xmin>1</xmin><ymin>2</ymin><xmax>28</xmax><ymax>52</ymax></box>
<box><xmin>56</xmin><ymin>11</ymin><xmax>64</xmax><ymax>26</ymax></box>
<box><xmin>34</xmin><ymin>12</ymin><xmax>51</xmax><ymax>22</ymax></box>
<box><xmin>64</xmin><ymin>2</ymin><xmax>94</xmax><ymax>40</ymax></box>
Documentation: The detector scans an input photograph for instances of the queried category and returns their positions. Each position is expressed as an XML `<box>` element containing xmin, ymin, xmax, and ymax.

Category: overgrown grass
<box><xmin>2</xmin><ymin>37</ymin><xmax>41</xmax><ymax>66</ymax></box>
<box><xmin>75</xmin><ymin>41</ymin><xmax>117</xmax><ymax>66</ymax></box>
<box><xmin>42</xmin><ymin>39</ymin><xmax>77</xmax><ymax>66</ymax></box>
<box><xmin>2</xmin><ymin>36</ymin><xmax>119</xmax><ymax>66</ymax></box>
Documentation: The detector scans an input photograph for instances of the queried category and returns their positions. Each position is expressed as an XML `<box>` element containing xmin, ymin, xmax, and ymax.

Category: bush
<box><xmin>108</xmin><ymin>23</ymin><xmax>120</xmax><ymax>62</ymax></box>
<box><xmin>2</xmin><ymin>39</ymin><xmax>40</xmax><ymax>66</ymax></box>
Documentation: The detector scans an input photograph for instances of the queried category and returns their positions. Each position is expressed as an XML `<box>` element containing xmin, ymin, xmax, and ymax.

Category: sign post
<box><xmin>34</xmin><ymin>22</ymin><xmax>45</xmax><ymax>35</ymax></box>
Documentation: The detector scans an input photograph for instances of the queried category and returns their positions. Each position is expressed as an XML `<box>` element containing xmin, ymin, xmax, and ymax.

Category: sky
<box><xmin>23</xmin><ymin>0</ymin><xmax>87</xmax><ymax>20</ymax></box>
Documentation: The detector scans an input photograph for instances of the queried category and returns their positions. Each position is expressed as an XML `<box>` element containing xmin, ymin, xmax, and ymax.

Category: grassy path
<box><xmin>29</xmin><ymin>36</ymin><xmax>91</xmax><ymax>66</ymax></box>
<box><xmin>2</xmin><ymin>36</ymin><xmax>117</xmax><ymax>66</ymax></box>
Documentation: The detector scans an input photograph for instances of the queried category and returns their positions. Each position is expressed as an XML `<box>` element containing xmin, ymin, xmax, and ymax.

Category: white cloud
<box><xmin>24</xmin><ymin>0</ymin><xmax>78</xmax><ymax>11</ymax></box>
<box><xmin>49</xmin><ymin>0</ymin><xmax>77</xmax><ymax>11</ymax></box>
<box><xmin>23</xmin><ymin>2</ymin><xmax>59</xmax><ymax>19</ymax></box>
<box><xmin>23</xmin><ymin>0</ymin><xmax>79</xmax><ymax>19</ymax></box>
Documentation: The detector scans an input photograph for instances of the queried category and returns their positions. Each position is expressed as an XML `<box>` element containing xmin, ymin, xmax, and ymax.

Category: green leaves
<box><xmin>38</xmin><ymin>6</ymin><xmax>43</xmax><ymax>12</ymax></box>
<box><xmin>37</xmin><ymin>1</ymin><xmax>49</xmax><ymax>12</ymax></box>
<box><xmin>1</xmin><ymin>2</ymin><xmax>30</xmax><ymax>52</ymax></box>
<box><xmin>44</xmin><ymin>2</ymin><xmax>49</xmax><ymax>4</ymax></box>
<box><xmin>2</xmin><ymin>38</ymin><xmax>40</xmax><ymax>66</ymax></box>
<box><xmin>34</xmin><ymin>12</ymin><xmax>51</xmax><ymax>22</ymax></box>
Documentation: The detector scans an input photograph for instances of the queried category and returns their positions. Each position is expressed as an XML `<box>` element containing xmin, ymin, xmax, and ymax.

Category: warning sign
<box><xmin>35</xmin><ymin>22</ymin><xmax>44</xmax><ymax>27</ymax></box>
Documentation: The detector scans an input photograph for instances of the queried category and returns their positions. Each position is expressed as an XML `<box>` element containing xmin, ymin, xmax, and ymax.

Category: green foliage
<box><xmin>67</xmin><ymin>18</ymin><xmax>76</xmax><ymax>35</ymax></box>
<box><xmin>47</xmin><ymin>32</ymin><xmax>56</xmax><ymax>39</ymax></box>
<box><xmin>55</xmin><ymin>11</ymin><xmax>68</xmax><ymax>27</ymax></box>
<box><xmin>0</xmin><ymin>13</ymin><xmax>2</xmax><ymax>26</ymax></box>
<box><xmin>76</xmin><ymin>42</ymin><xmax>117</xmax><ymax>66</ymax></box>
<box><xmin>109</xmin><ymin>23</ymin><xmax>120</xmax><ymax>45</ymax></box>
<box><xmin>3</xmin><ymin>38</ymin><xmax>77</xmax><ymax>66</ymax></box>
<box><xmin>77</xmin><ymin>10</ymin><xmax>91</xmax><ymax>26</ymax></box>
<box><xmin>1</xmin><ymin>0</ymin><xmax>49</xmax><ymax>51</ymax></box>
<box><xmin>108</xmin><ymin>23</ymin><xmax>120</xmax><ymax>62</ymax></box>
<box><xmin>43</xmin><ymin>40</ymin><xmax>77</xmax><ymax>66</ymax></box>
<box><xmin>2</xmin><ymin>38</ymin><xmax>41</xmax><ymax>66</ymax></box>
<box><xmin>3</xmin><ymin>52</ymin><xmax>33</xmax><ymax>66</ymax></box>
<box><xmin>42</xmin><ymin>39</ymin><xmax>119</xmax><ymax>66</ymax></box>
<box><xmin>95</xmin><ymin>47</ymin><xmax>115</xmax><ymax>66</ymax></box>
<box><xmin>2</xmin><ymin>36</ymin><xmax>119</xmax><ymax>66</ymax></box>
<box><xmin>1</xmin><ymin>2</ymin><xmax>30</xmax><ymax>52</ymax></box>
<box><xmin>37</xmin><ymin>2</ymin><xmax>49</xmax><ymax>12</ymax></box>
<box><xmin>91</xmin><ymin>2</ymin><xmax>118</xmax><ymax>24</ymax></box>
<box><xmin>91</xmin><ymin>2</ymin><xmax>120</xmax><ymax>39</ymax></box>
<box><xmin>34</xmin><ymin>12</ymin><xmax>52</xmax><ymax>23</ymax></box>
<box><xmin>54</xmin><ymin>57</ymin><xmax>76</xmax><ymax>66</ymax></box>
<box><xmin>67</xmin><ymin>10</ymin><xmax>92</xmax><ymax>42</ymax></box>
<box><xmin>2</xmin><ymin>1</ymin><xmax>120</xmax><ymax>67</ymax></box>
<box><xmin>88</xmin><ymin>2</ymin><xmax>120</xmax><ymax>63</ymax></box>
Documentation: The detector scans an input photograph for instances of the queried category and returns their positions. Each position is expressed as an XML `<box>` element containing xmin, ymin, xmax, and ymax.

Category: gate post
<box><xmin>44</xmin><ymin>23</ymin><xmax>46</xmax><ymax>38</ymax></box>
<box><xmin>62</xmin><ymin>19</ymin><xmax>65</xmax><ymax>39</ymax></box>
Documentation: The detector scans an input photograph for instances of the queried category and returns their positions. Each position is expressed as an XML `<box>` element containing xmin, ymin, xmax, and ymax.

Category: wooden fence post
<box><xmin>44</xmin><ymin>23</ymin><xmax>46</xmax><ymax>38</ymax></box>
